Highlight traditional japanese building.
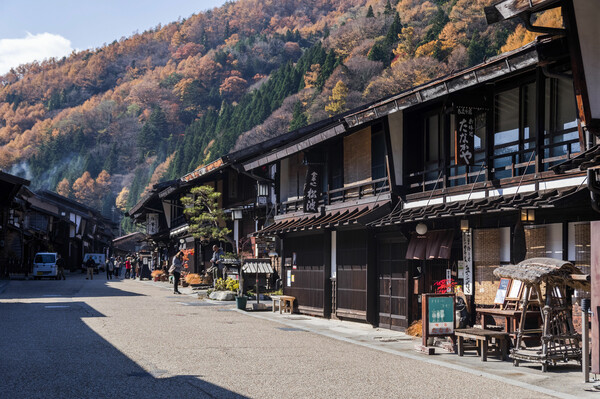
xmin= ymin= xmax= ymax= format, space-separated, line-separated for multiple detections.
xmin=247 ymin=3 xmax=599 ymax=334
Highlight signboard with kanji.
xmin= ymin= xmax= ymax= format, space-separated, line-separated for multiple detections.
xmin=147 ymin=213 xmax=159 ymax=235
xmin=454 ymin=106 xmax=475 ymax=166
xmin=303 ymin=166 xmax=322 ymax=213
xmin=462 ymin=230 xmax=473 ymax=295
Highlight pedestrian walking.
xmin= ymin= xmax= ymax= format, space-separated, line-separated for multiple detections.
xmin=85 ymin=256 xmax=95 ymax=280
xmin=169 ymin=251 xmax=183 ymax=294
xmin=114 ymin=257 xmax=121 ymax=278
xmin=106 ymin=257 xmax=114 ymax=280
xmin=56 ymin=254 xmax=66 ymax=280
xmin=124 ymin=257 xmax=132 ymax=279
xmin=134 ymin=255 xmax=140 ymax=279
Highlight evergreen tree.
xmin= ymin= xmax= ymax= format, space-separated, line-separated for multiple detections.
xmin=368 ymin=12 xmax=403 ymax=65
xmin=366 ymin=5 xmax=375 ymax=18
xmin=103 ymin=143 xmax=118 ymax=174
xmin=467 ymin=31 xmax=488 ymax=67
xmin=384 ymin=0 xmax=394 ymax=15
xmin=289 ymin=101 xmax=308 ymax=131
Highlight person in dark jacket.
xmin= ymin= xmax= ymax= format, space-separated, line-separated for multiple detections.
xmin=56 ymin=254 xmax=66 ymax=280
xmin=85 ymin=257 xmax=96 ymax=280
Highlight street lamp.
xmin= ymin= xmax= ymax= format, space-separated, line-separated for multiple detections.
xmin=520 ymin=209 xmax=535 ymax=224
xmin=416 ymin=222 xmax=428 ymax=235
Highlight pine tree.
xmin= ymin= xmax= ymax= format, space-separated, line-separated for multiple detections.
xmin=366 ymin=5 xmax=375 ymax=18
xmin=289 ymin=101 xmax=308 ymax=131
xmin=384 ymin=0 xmax=394 ymax=15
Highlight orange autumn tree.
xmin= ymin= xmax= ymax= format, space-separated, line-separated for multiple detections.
xmin=71 ymin=170 xmax=112 ymax=210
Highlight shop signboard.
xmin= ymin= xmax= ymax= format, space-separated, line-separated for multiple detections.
xmin=462 ymin=230 xmax=473 ymax=295
xmin=147 ymin=213 xmax=159 ymax=235
xmin=422 ymin=293 xmax=455 ymax=346
xmin=454 ymin=106 xmax=475 ymax=166
xmin=303 ymin=166 xmax=322 ymax=213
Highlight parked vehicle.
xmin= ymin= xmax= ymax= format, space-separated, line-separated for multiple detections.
xmin=32 ymin=252 xmax=58 ymax=280
xmin=82 ymin=253 xmax=106 ymax=274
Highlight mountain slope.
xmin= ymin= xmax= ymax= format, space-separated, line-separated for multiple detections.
xmin=0 ymin=0 xmax=529 ymax=230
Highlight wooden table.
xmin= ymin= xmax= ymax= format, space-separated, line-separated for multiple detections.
xmin=455 ymin=328 xmax=509 ymax=361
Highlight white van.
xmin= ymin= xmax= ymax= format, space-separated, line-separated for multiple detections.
xmin=32 ymin=252 xmax=58 ymax=280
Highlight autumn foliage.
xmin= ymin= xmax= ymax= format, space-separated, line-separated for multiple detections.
xmin=0 ymin=0 xmax=524 ymax=229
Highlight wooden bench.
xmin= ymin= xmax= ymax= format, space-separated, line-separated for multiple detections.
xmin=272 ymin=295 xmax=295 ymax=314
xmin=455 ymin=328 xmax=509 ymax=362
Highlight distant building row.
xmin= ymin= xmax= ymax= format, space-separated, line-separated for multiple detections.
xmin=0 ymin=172 xmax=116 ymax=278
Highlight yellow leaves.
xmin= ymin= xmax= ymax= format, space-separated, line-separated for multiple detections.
xmin=56 ymin=178 xmax=71 ymax=198
xmin=115 ymin=186 xmax=130 ymax=212
xmin=364 ymin=56 xmax=447 ymax=100
xmin=501 ymin=8 xmax=563 ymax=53
xmin=415 ymin=40 xmax=437 ymax=58
xmin=224 ymin=33 xmax=240 ymax=48
xmin=392 ymin=27 xmax=418 ymax=63
xmin=72 ymin=170 xmax=112 ymax=209
xmin=304 ymin=64 xmax=321 ymax=89
xmin=325 ymin=80 xmax=349 ymax=116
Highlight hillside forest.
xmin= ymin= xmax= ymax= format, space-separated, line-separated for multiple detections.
xmin=0 ymin=0 xmax=562 ymax=231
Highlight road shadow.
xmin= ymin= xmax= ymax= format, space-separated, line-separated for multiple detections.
xmin=0 ymin=277 xmax=147 ymax=300
xmin=0 ymin=302 xmax=248 ymax=399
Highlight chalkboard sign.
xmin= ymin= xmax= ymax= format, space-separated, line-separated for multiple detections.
xmin=422 ymin=293 xmax=455 ymax=346
xmin=494 ymin=278 xmax=511 ymax=305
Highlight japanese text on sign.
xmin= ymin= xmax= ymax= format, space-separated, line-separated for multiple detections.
xmin=455 ymin=106 xmax=475 ymax=166
xmin=303 ymin=166 xmax=322 ymax=213
xmin=462 ymin=230 xmax=473 ymax=295
xmin=427 ymin=295 xmax=455 ymax=335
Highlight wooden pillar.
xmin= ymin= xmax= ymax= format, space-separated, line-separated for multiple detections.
xmin=591 ymin=221 xmax=600 ymax=373
xmin=366 ymin=230 xmax=378 ymax=326
xmin=323 ymin=230 xmax=332 ymax=319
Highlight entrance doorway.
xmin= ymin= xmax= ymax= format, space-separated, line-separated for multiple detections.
xmin=377 ymin=239 xmax=410 ymax=331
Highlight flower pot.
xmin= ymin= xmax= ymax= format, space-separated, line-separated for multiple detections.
xmin=235 ymin=296 xmax=247 ymax=310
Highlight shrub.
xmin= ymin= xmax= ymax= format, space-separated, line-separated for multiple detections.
xmin=214 ymin=277 xmax=239 ymax=292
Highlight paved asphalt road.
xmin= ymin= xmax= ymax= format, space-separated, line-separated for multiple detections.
xmin=0 ymin=274 xmax=552 ymax=399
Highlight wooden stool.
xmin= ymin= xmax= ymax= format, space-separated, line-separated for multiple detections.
xmin=279 ymin=295 xmax=295 ymax=314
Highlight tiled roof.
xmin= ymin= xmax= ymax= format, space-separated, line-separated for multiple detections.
xmin=253 ymin=202 xmax=390 ymax=236
xmin=369 ymin=186 xmax=587 ymax=227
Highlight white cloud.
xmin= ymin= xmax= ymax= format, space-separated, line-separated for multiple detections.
xmin=0 ymin=32 xmax=73 ymax=75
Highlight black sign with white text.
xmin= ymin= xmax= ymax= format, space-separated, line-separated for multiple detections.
xmin=454 ymin=106 xmax=475 ymax=166
xmin=303 ymin=166 xmax=322 ymax=213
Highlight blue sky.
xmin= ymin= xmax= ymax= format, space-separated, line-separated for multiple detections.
xmin=0 ymin=0 xmax=227 ymax=74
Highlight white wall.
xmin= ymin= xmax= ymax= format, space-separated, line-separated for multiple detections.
xmin=545 ymin=223 xmax=563 ymax=260
xmin=573 ymin=0 xmax=600 ymax=120
xmin=280 ymin=157 xmax=289 ymax=202
xmin=499 ymin=227 xmax=511 ymax=263
xmin=331 ymin=231 xmax=337 ymax=279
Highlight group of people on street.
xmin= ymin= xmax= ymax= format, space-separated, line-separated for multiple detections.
xmin=104 ymin=255 xmax=141 ymax=280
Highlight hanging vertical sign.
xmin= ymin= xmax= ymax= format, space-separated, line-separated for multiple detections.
xmin=462 ymin=230 xmax=473 ymax=295
xmin=147 ymin=213 xmax=159 ymax=235
xmin=455 ymin=106 xmax=475 ymax=166
xmin=303 ymin=166 xmax=322 ymax=213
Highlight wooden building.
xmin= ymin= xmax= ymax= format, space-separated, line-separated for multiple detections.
xmin=248 ymin=21 xmax=598 ymax=332
xmin=0 ymin=171 xmax=30 ymax=278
